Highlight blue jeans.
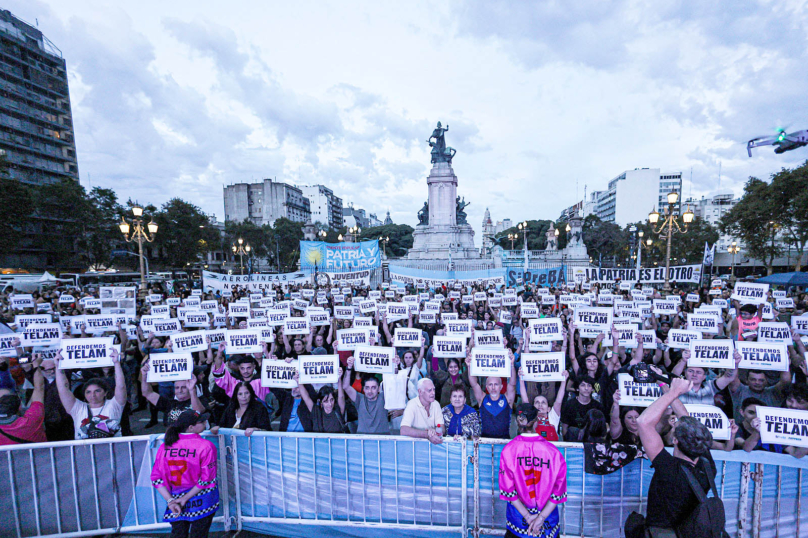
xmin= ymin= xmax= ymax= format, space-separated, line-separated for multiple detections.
xmin=158 ymin=382 xmax=174 ymax=425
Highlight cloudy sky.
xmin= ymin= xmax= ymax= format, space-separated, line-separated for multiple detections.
xmin=8 ymin=0 xmax=808 ymax=243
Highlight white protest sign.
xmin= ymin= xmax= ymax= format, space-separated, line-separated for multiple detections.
xmin=84 ymin=314 xmax=119 ymax=334
xmin=261 ymin=359 xmax=298 ymax=388
xmin=653 ymin=299 xmax=678 ymax=316
xmin=308 ymin=310 xmax=331 ymax=326
xmin=469 ymin=348 xmax=511 ymax=377
xmin=284 ymin=317 xmax=310 ymax=336
xmin=354 ymin=346 xmax=396 ymax=374
xmin=712 ymin=299 xmax=728 ymax=309
xmin=299 ymin=354 xmax=340 ymax=384
xmin=152 ymin=318 xmax=182 ymax=337
xmin=353 ymin=316 xmax=374 ymax=328
xmin=150 ymin=305 xmax=170 ymax=318
xmin=731 ymin=282 xmax=769 ymax=305
xmin=183 ymin=311 xmax=210 ymax=328
xmin=14 ymin=314 xmax=51 ymax=330
xmin=684 ymin=404 xmax=731 ymax=441
xmin=474 ymin=292 xmax=487 ymax=302
xmin=668 ymin=329 xmax=701 ymax=350
xmin=205 ymin=329 xmax=227 ymax=347
xmin=574 ymin=307 xmax=613 ymax=333
xmin=776 ymin=298 xmax=795 ymax=310
xmin=528 ymin=318 xmax=564 ymax=342
xmin=336 ymin=328 xmax=371 ymax=351
xmin=225 ymin=329 xmax=262 ymax=354
xmin=0 ymin=334 xmax=20 ymax=358
xmin=266 ymin=310 xmax=289 ymax=327
xmin=170 ymin=332 xmax=208 ymax=353
xmin=757 ymin=322 xmax=792 ymax=345
xmin=686 ymin=293 xmax=700 ymax=303
xmin=84 ymin=299 xmax=102 ymax=310
xmin=146 ymin=352 xmax=193 ymax=383
xmin=419 ymin=311 xmax=437 ymax=324
xmin=228 ymin=303 xmax=250 ymax=317
xmin=688 ymin=340 xmax=735 ymax=369
xmin=441 ymin=312 xmax=458 ymax=323
xmin=432 ymin=336 xmax=466 ymax=359
xmin=393 ymin=328 xmax=422 ymax=347
xmin=758 ymin=407 xmax=808 ymax=448
xmin=687 ymin=314 xmax=721 ymax=335
xmin=10 ymin=295 xmax=35 ymax=310
xmin=736 ymin=341 xmax=789 ymax=372
xmin=59 ymin=337 xmax=116 ymax=369
xmin=792 ymin=316 xmax=808 ymax=336
xmin=637 ymin=330 xmax=657 ymax=349
xmin=21 ymin=323 xmax=62 ymax=347
xmin=58 ymin=294 xmax=76 ymax=304
xmin=617 ymin=373 xmax=663 ymax=407
xmin=521 ymin=352 xmax=565 ymax=382
xmin=445 ymin=319 xmax=472 ymax=339
xmin=498 ymin=310 xmax=513 ymax=324
xmin=474 ymin=329 xmax=504 ymax=349
xmin=520 ymin=303 xmax=539 ymax=319
xmin=615 ymin=326 xmax=638 ymax=348
xmin=334 ymin=306 xmax=354 ymax=320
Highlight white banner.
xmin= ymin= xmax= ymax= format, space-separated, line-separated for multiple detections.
xmin=730 ymin=282 xmax=769 ymax=305
xmin=299 ymin=354 xmax=340 ymax=384
xmin=203 ymin=270 xmax=310 ymax=292
xmin=354 ymin=346 xmax=396 ymax=374
xmin=792 ymin=316 xmax=808 ymax=336
xmin=758 ymin=406 xmax=808 ymax=448
xmin=261 ymin=358 xmax=298 ymax=388
xmin=432 ymin=336 xmax=466 ymax=359
xmin=147 ymin=352 xmax=193 ymax=383
xmin=83 ymin=314 xmax=117 ymax=334
xmin=617 ymin=373 xmax=662 ymax=406
xmin=684 ymin=404 xmax=731 ymax=441
xmin=225 ymin=329 xmax=262 ymax=354
xmin=688 ymin=340 xmax=735 ymax=369
xmin=59 ymin=337 xmax=116 ymax=369
xmin=653 ymin=299 xmax=678 ymax=316
xmin=152 ymin=318 xmax=182 ymax=337
xmin=474 ymin=329 xmax=504 ymax=349
xmin=521 ymin=352 xmax=565 ymax=382
xmin=170 ymin=331 xmax=209 ymax=353
xmin=14 ymin=314 xmax=51 ymax=330
xmin=736 ymin=341 xmax=789 ymax=372
xmin=578 ymin=265 xmax=702 ymax=284
xmin=336 ymin=328 xmax=371 ymax=351
xmin=469 ymin=348 xmax=511 ymax=377
xmin=528 ymin=319 xmax=564 ymax=342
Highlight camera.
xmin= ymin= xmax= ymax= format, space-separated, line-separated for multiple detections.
xmin=628 ymin=362 xmax=672 ymax=385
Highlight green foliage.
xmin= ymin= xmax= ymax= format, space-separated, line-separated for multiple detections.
xmin=583 ymin=215 xmax=627 ymax=262
xmin=720 ymin=178 xmax=782 ymax=274
xmin=768 ymin=161 xmax=808 ymax=270
xmin=80 ymin=187 xmax=126 ymax=269
xmin=0 ymin=176 xmax=34 ymax=253
xmin=270 ymin=218 xmax=304 ymax=272
xmin=153 ymin=198 xmax=220 ymax=268
xmin=638 ymin=217 xmax=719 ymax=266
xmin=494 ymin=220 xmax=554 ymax=250
xmin=35 ymin=178 xmax=93 ymax=268
xmin=224 ymin=220 xmax=269 ymax=259
xmin=360 ymin=223 xmax=414 ymax=257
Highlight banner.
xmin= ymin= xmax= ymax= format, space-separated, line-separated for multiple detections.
xmin=336 ymin=328 xmax=370 ymax=351
xmin=432 ymin=336 xmax=466 ymax=359
xmin=84 ymin=314 xmax=117 ymax=334
xmin=225 ymin=329 xmax=262 ymax=354
xmin=730 ymin=282 xmax=769 ymax=305
xmin=617 ymin=373 xmax=662 ymax=406
xmin=577 ymin=265 xmax=702 ymax=284
xmin=299 ymin=354 xmax=340 ymax=384
xmin=59 ymin=337 xmax=116 ymax=369
xmin=203 ymin=270 xmax=310 ymax=293
xmin=388 ymin=265 xmax=506 ymax=288
xmin=792 ymin=316 xmax=808 ymax=335
xmin=684 ymin=404 xmax=731 ymax=441
xmin=354 ymin=346 xmax=396 ymax=374
xmin=736 ymin=341 xmax=789 ymax=372
xmin=445 ymin=320 xmax=472 ymax=339
xmin=146 ymin=352 xmax=193 ymax=383
xmin=261 ymin=359 xmax=298 ymax=388
xmin=152 ymin=318 xmax=182 ymax=337
xmin=14 ymin=314 xmax=51 ymax=330
xmin=758 ymin=406 xmax=808 ymax=448
xmin=505 ymin=266 xmax=566 ymax=288
xmin=574 ymin=307 xmax=613 ymax=333
xmin=170 ymin=331 xmax=209 ymax=353
xmin=521 ymin=352 xmax=565 ymax=382
xmin=300 ymin=240 xmax=380 ymax=271
xmin=689 ymin=340 xmax=735 ymax=369
xmin=469 ymin=348 xmax=511 ymax=377
xmin=528 ymin=319 xmax=564 ymax=342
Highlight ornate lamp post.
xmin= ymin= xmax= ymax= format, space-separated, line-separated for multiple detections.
xmin=231 ymin=238 xmax=251 ymax=275
xmin=340 ymin=225 xmax=361 ymax=243
xmin=647 ymin=191 xmax=694 ymax=291
xmin=119 ymin=205 xmax=158 ymax=295
xmin=518 ymin=221 xmax=529 ymax=267
xmin=728 ymin=241 xmax=741 ymax=279
xmin=507 ymin=233 xmax=517 ymax=250
xmin=379 ymin=235 xmax=390 ymax=257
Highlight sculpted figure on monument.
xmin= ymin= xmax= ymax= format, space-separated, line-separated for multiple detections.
xmin=417 ymin=201 xmax=429 ymax=225
xmin=456 ymin=196 xmax=470 ymax=225
xmin=427 ymin=121 xmax=456 ymax=164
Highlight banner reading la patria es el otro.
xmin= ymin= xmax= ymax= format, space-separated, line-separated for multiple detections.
xmin=299 ymin=240 xmax=381 ymax=271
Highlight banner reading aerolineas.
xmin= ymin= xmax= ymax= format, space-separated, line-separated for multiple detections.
xmin=300 ymin=240 xmax=381 ymax=271
xmin=574 ymin=264 xmax=702 ymax=284
xmin=202 ymin=270 xmax=309 ymax=292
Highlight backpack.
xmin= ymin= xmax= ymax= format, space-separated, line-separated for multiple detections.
xmin=675 ymin=459 xmax=729 ymax=538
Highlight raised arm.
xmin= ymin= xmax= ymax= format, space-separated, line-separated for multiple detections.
xmin=551 ymin=370 xmax=569 ymax=417
xmin=342 ymin=357 xmax=358 ymax=402
xmin=110 ymin=349 xmax=127 ymax=406
xmin=505 ymin=350 xmax=518 ymax=406
xmin=53 ymin=352 xmax=78 ymax=412
xmin=637 ymin=378 xmax=692 ymax=461
xmin=465 ymin=349 xmax=485 ymax=404
xmin=296 ymin=374 xmax=315 ymax=412
xmin=140 ymin=360 xmax=161 ymax=406
xmin=715 ymin=349 xmax=742 ymax=391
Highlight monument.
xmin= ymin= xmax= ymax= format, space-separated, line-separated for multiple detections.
xmin=407 ymin=122 xmax=479 ymax=259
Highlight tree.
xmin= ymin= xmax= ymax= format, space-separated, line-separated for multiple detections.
xmin=360 ymin=223 xmax=414 ymax=258
xmin=634 ymin=217 xmax=719 ymax=268
xmin=0 ymin=176 xmax=35 ymax=254
xmin=224 ymin=220 xmax=269 ymax=260
xmin=582 ymin=215 xmax=627 ymax=265
xmin=720 ymin=178 xmax=782 ymax=275
xmin=153 ymin=199 xmax=220 ymax=268
xmin=80 ymin=187 xmax=126 ymax=270
xmin=769 ymin=161 xmax=808 ymax=270
xmin=269 ymin=218 xmax=304 ymax=272
xmin=494 ymin=220 xmax=555 ymax=251
xmin=34 ymin=178 xmax=93 ymax=269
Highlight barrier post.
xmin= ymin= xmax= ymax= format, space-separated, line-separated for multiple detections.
xmin=229 ymin=434 xmax=243 ymax=533
xmin=737 ymin=462 xmax=751 ymax=538
xmin=218 ymin=433 xmax=232 ymax=531
xmin=751 ymin=463 xmax=764 ymax=538
xmin=473 ymin=439 xmax=480 ymax=538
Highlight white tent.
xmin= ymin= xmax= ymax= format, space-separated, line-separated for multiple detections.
xmin=38 ymin=271 xmax=58 ymax=282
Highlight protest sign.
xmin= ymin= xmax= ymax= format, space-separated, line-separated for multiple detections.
xmin=792 ymin=316 xmax=808 ymax=336
xmin=474 ymin=329 xmax=504 ymax=349
xmin=687 ymin=314 xmax=721 ymax=335
xmin=151 ymin=305 xmax=170 ymax=317
xmin=528 ymin=340 xmax=552 ymax=352
xmin=183 ymin=312 xmax=210 ymax=328
xmin=308 ymin=310 xmax=330 ymax=326
xmin=695 ymin=305 xmax=723 ymax=318
xmin=0 ymin=334 xmax=20 ymax=358
xmin=353 ymin=316 xmax=373 ymax=328
xmin=637 ymin=330 xmax=657 ymax=349
xmin=686 ymin=293 xmax=700 ymax=303
xmin=59 ymin=337 xmax=116 ymax=369
xmin=445 ymin=319 xmax=472 ymax=339
xmin=184 ymin=297 xmax=201 ymax=309
xmin=441 ymin=312 xmax=458 ymax=323
xmin=10 ymin=295 xmax=35 ymax=310
xmin=21 ymin=323 xmax=62 ymax=347
xmin=617 ymin=373 xmax=662 ymax=406
xmin=225 ymin=329 xmax=262 ymax=354
xmin=761 ymin=303 xmax=774 ymax=320
xmin=229 ymin=303 xmax=250 ymax=317
xmin=359 ymin=300 xmax=377 ymax=315
xmin=152 ymin=318 xmax=182 ymax=337
xmin=528 ymin=318 xmax=564 ymax=342
xmin=577 ymin=265 xmax=702 ymax=284
xmin=261 ymin=359 xmax=298 ymax=388
xmin=170 ymin=332 xmax=208 ymax=353
xmin=498 ymin=310 xmax=513 ymax=324
xmin=83 ymin=314 xmax=116 ymax=334
xmin=336 ymin=328 xmax=371 ymax=351
xmin=58 ymin=294 xmax=76 ymax=305
xmin=354 ymin=346 xmax=396 ymax=374
xmin=432 ymin=336 xmax=466 ymax=359
xmin=520 ymin=303 xmax=539 ymax=319
xmin=334 ymin=306 xmax=354 ymax=320
xmin=146 ymin=352 xmax=193 ymax=383
xmin=684 ymin=405 xmax=731 ymax=441
xmin=757 ymin=322 xmax=792 ymax=345
xmin=653 ymin=299 xmax=678 ymax=316
xmin=668 ymin=329 xmax=701 ymax=350
xmin=419 ymin=311 xmax=437 ymax=324
xmin=521 ymin=352 xmax=564 ymax=382
xmin=573 ymin=307 xmax=613 ymax=333
xmin=266 ymin=310 xmax=289 ymax=327
xmin=284 ymin=317 xmax=310 ymax=336
xmin=757 ymin=407 xmax=808 ymax=448
xmin=14 ymin=314 xmax=51 ymax=330
xmin=205 ymin=329 xmax=227 ymax=347
xmin=712 ymin=299 xmax=728 ymax=309
xmin=688 ymin=340 xmax=735 ymax=369
xmin=474 ymin=292 xmax=487 ymax=302
xmin=776 ymin=298 xmax=795 ymax=310
xmin=736 ymin=341 xmax=789 ymax=372
xmin=166 ymin=297 xmax=181 ymax=306
xmin=299 ymin=354 xmax=340 ymax=384
xmin=469 ymin=348 xmax=511 ymax=377
xmin=615 ymin=326 xmax=638 ymax=348
xmin=502 ymin=295 xmax=517 ymax=307
xmin=393 ymin=328 xmax=422 ymax=347
xmin=730 ymin=282 xmax=769 ymax=305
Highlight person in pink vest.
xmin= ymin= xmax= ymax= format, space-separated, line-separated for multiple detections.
xmin=151 ymin=409 xmax=219 ymax=538
xmin=499 ymin=404 xmax=568 ymax=538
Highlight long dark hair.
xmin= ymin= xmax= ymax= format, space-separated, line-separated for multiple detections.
xmin=225 ymin=381 xmax=257 ymax=414
xmin=579 ymin=409 xmax=608 ymax=442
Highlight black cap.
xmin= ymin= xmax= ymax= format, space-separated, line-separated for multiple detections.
xmin=515 ymin=403 xmax=538 ymax=423
xmin=172 ymin=409 xmax=210 ymax=430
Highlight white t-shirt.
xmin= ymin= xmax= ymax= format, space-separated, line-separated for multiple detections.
xmin=69 ymin=398 xmax=124 ymax=440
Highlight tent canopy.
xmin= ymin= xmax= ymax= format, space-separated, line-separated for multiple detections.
xmin=755 ymin=272 xmax=808 ymax=287
xmin=38 ymin=271 xmax=58 ymax=282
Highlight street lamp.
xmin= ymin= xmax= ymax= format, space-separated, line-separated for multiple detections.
xmin=517 ymin=221 xmax=529 ymax=268
xmin=318 ymin=230 xmax=327 ymax=241
xmin=343 ymin=226 xmax=361 ymax=242
xmin=507 ymin=233 xmax=517 ymax=250
xmin=728 ymin=241 xmax=741 ymax=279
xmin=648 ymin=190 xmax=694 ymax=290
xmin=232 ymin=238 xmax=251 ymax=275
xmin=379 ymin=235 xmax=390 ymax=257
xmin=119 ymin=205 xmax=157 ymax=294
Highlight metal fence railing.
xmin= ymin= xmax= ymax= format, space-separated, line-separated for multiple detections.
xmin=1 ymin=432 xmax=805 ymax=538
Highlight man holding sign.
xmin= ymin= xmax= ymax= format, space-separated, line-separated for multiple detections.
xmin=467 ymin=347 xmax=517 ymax=439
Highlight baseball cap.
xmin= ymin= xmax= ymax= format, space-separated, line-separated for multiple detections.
xmin=515 ymin=403 xmax=538 ymax=423
xmin=172 ymin=409 xmax=211 ymax=431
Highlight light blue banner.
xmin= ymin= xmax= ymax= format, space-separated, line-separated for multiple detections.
xmin=300 ymin=240 xmax=381 ymax=271
xmin=506 ymin=266 xmax=566 ymax=287
xmin=388 ymin=265 xmax=506 ymax=288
